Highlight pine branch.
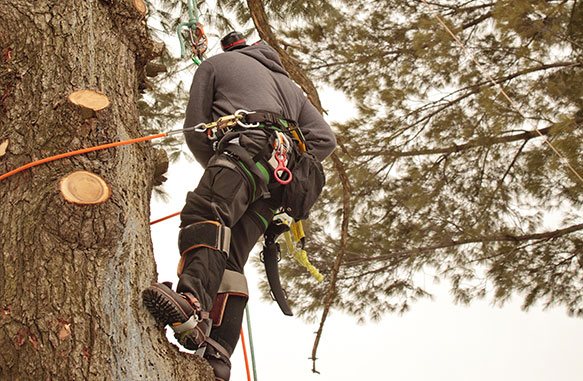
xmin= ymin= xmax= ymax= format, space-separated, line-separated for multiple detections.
xmin=399 ymin=61 xmax=579 ymax=133
xmin=344 ymin=223 xmax=583 ymax=266
xmin=361 ymin=122 xmax=576 ymax=158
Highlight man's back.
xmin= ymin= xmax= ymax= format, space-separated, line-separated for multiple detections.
xmin=184 ymin=43 xmax=336 ymax=166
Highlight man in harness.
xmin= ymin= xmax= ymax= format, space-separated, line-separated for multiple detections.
xmin=142 ymin=31 xmax=336 ymax=381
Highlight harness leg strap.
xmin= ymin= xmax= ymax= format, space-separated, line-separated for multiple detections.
xmin=177 ymin=220 xmax=232 ymax=276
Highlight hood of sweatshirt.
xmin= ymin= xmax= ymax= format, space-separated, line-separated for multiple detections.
xmin=236 ymin=43 xmax=289 ymax=77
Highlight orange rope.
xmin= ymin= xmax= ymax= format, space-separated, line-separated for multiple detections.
xmin=240 ymin=327 xmax=252 ymax=381
xmin=0 ymin=132 xmax=167 ymax=182
xmin=149 ymin=211 xmax=181 ymax=225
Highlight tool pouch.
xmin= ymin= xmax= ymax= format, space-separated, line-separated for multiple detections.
xmin=281 ymin=149 xmax=325 ymax=220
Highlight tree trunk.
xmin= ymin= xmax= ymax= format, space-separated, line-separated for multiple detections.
xmin=0 ymin=1 xmax=212 ymax=380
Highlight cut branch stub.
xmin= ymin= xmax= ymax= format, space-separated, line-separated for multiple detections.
xmin=0 ymin=139 xmax=8 ymax=158
xmin=68 ymin=90 xmax=110 ymax=112
xmin=132 ymin=0 xmax=147 ymax=16
xmin=59 ymin=170 xmax=111 ymax=205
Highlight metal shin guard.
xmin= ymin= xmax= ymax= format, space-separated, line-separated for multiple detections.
xmin=177 ymin=220 xmax=232 ymax=276
xmin=210 ymin=270 xmax=249 ymax=327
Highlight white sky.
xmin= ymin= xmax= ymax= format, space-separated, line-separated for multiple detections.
xmin=149 ymin=84 xmax=583 ymax=381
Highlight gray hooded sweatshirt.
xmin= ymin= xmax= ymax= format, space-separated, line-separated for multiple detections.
xmin=183 ymin=43 xmax=337 ymax=167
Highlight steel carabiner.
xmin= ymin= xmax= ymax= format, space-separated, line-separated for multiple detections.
xmin=235 ymin=109 xmax=260 ymax=128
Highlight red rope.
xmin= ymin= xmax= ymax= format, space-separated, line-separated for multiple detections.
xmin=240 ymin=327 xmax=252 ymax=381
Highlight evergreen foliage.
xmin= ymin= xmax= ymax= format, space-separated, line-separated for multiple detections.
xmin=278 ymin=0 xmax=583 ymax=320
xmin=144 ymin=0 xmax=583 ymax=321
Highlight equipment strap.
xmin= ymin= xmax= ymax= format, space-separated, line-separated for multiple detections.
xmin=223 ymin=143 xmax=271 ymax=199
xmin=179 ymin=221 xmax=231 ymax=257
xmin=240 ymin=111 xmax=307 ymax=153
xmin=241 ymin=111 xmax=296 ymax=127
xmin=218 ymin=269 xmax=249 ymax=295
xmin=172 ymin=315 xmax=200 ymax=334
xmin=261 ymin=220 xmax=293 ymax=316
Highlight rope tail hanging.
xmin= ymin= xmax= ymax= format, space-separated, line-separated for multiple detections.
xmin=245 ymin=305 xmax=259 ymax=381
xmin=239 ymin=327 xmax=252 ymax=381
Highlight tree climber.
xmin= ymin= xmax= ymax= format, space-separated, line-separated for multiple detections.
xmin=142 ymin=31 xmax=336 ymax=381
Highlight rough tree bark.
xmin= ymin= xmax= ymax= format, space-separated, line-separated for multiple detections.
xmin=0 ymin=1 xmax=212 ymax=380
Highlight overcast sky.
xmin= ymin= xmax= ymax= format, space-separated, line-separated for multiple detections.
xmin=149 ymin=85 xmax=583 ymax=381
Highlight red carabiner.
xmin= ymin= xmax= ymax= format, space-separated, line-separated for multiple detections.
xmin=274 ymin=151 xmax=292 ymax=185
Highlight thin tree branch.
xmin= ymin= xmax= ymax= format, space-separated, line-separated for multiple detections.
xmin=344 ymin=223 xmax=583 ymax=266
xmin=361 ymin=121 xmax=575 ymax=158
xmin=310 ymin=153 xmax=351 ymax=374
xmin=245 ymin=0 xmax=353 ymax=373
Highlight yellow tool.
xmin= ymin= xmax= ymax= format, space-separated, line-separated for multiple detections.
xmin=279 ymin=218 xmax=323 ymax=282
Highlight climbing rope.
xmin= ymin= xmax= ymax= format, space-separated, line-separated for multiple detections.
xmin=176 ymin=0 xmax=208 ymax=65
xmin=245 ymin=305 xmax=259 ymax=381
xmin=149 ymin=211 xmax=181 ymax=225
xmin=0 ymin=133 xmax=166 ymax=182
xmin=239 ymin=327 xmax=252 ymax=381
xmin=0 ymin=114 xmax=247 ymax=182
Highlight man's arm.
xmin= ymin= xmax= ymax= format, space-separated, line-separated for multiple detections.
xmin=297 ymin=99 xmax=337 ymax=161
xmin=183 ymin=61 xmax=216 ymax=167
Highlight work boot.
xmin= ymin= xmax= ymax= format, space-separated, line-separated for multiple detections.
xmin=203 ymin=341 xmax=232 ymax=381
xmin=142 ymin=282 xmax=211 ymax=350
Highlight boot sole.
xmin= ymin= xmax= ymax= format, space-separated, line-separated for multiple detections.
xmin=142 ymin=283 xmax=193 ymax=327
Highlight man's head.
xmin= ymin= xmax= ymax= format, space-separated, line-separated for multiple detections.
xmin=220 ymin=31 xmax=248 ymax=52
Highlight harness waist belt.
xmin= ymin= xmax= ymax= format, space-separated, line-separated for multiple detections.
xmin=242 ymin=111 xmax=297 ymax=128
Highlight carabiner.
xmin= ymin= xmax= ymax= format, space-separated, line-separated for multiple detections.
xmin=235 ymin=109 xmax=260 ymax=128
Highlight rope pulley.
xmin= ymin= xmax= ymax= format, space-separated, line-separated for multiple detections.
xmin=177 ymin=0 xmax=207 ymax=65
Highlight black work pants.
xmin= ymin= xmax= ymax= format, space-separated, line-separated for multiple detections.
xmin=176 ymin=136 xmax=283 ymax=354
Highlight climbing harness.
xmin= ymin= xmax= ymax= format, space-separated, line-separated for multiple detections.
xmin=176 ymin=0 xmax=208 ymax=65
xmin=196 ymin=110 xmax=302 ymax=187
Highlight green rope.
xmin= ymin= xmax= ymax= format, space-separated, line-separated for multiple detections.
xmin=245 ymin=305 xmax=259 ymax=381
xmin=176 ymin=0 xmax=203 ymax=65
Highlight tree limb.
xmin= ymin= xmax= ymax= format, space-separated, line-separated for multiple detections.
xmin=245 ymin=0 xmax=353 ymax=373
xmin=361 ymin=122 xmax=575 ymax=158
xmin=246 ymin=0 xmax=323 ymax=111
xmin=344 ymin=223 xmax=583 ymax=266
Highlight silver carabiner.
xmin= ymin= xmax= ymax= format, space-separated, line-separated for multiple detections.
xmin=234 ymin=109 xmax=260 ymax=128
xmin=193 ymin=122 xmax=209 ymax=133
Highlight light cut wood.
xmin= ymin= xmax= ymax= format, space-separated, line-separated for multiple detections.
xmin=133 ymin=0 xmax=147 ymax=16
xmin=59 ymin=170 xmax=111 ymax=205
xmin=0 ymin=139 xmax=8 ymax=158
xmin=68 ymin=90 xmax=110 ymax=111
